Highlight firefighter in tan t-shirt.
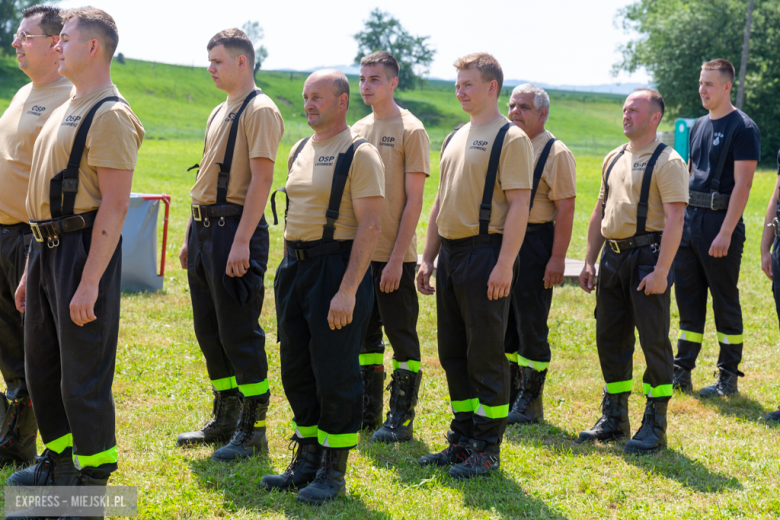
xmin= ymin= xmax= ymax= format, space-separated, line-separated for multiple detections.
xmin=577 ymin=89 xmax=688 ymax=455
xmin=261 ymin=69 xmax=384 ymax=505
xmin=417 ymin=53 xmax=533 ymax=479
xmin=11 ymin=7 xmax=144 ymax=494
xmin=352 ymin=51 xmax=430 ymax=442
xmin=504 ymin=83 xmax=576 ymax=426
xmin=0 ymin=5 xmax=72 ymax=468
xmin=176 ymin=29 xmax=284 ymax=463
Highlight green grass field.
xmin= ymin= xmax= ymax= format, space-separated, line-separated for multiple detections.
xmin=2 ymin=55 xmax=780 ymax=519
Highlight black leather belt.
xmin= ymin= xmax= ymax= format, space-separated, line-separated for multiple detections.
xmin=440 ymin=233 xmax=503 ymax=251
xmin=285 ymin=239 xmax=353 ymax=261
xmin=527 ymin=221 xmax=554 ymax=233
xmin=689 ymin=190 xmax=730 ymax=210
xmin=191 ymin=203 xmax=243 ymax=226
xmin=29 ymin=210 xmax=97 ymax=248
xmin=0 ymin=222 xmax=31 ymax=235
xmin=606 ymin=232 xmax=661 ymax=254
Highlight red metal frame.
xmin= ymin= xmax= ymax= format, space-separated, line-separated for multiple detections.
xmin=138 ymin=194 xmax=171 ymax=277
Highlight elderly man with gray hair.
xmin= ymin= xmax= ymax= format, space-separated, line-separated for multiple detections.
xmin=504 ymin=83 xmax=576 ymax=426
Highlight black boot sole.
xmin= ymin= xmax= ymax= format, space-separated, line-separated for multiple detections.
xmin=296 ymin=487 xmax=345 ymax=505
xmin=575 ymin=431 xmax=628 ymax=444
xmin=624 ymin=442 xmax=667 ymax=455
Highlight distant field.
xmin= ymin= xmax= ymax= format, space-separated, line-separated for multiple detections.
xmin=1 ymin=56 xmax=650 ymax=155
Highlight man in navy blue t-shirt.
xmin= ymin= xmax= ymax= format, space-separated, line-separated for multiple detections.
xmin=673 ymin=59 xmax=760 ymax=397
xmin=760 ymin=149 xmax=780 ymax=422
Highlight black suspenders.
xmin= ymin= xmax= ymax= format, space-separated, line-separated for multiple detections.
xmin=50 ymin=96 xmax=128 ymax=219
xmin=215 ymin=90 xmax=258 ymax=204
xmin=271 ymin=136 xmax=310 ymax=226
xmin=602 ymin=142 xmax=668 ymax=235
xmin=270 ymin=137 xmax=369 ymax=244
xmin=529 ymin=138 xmax=557 ymax=211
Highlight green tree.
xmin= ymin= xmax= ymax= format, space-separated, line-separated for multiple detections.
xmin=353 ymin=9 xmax=435 ymax=91
xmin=241 ymin=20 xmax=268 ymax=81
xmin=0 ymin=0 xmax=55 ymax=55
xmin=614 ymin=0 xmax=780 ymax=162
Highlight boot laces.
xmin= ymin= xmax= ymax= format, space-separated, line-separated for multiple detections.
xmin=202 ymin=393 xmax=229 ymax=433
xmin=438 ymin=436 xmax=468 ymax=463
xmin=463 ymin=450 xmax=497 ymax=469
xmin=385 ymin=373 xmax=412 ymax=428
xmin=312 ymin=451 xmax=338 ymax=485
xmin=0 ymin=399 xmax=22 ymax=445
xmin=231 ymin=400 xmax=258 ymax=444
xmin=32 ymin=450 xmax=56 ymax=486
xmin=283 ymin=440 xmax=305 ymax=478
xmin=634 ymin=404 xmax=657 ymax=439
xmin=712 ymin=370 xmax=732 ymax=392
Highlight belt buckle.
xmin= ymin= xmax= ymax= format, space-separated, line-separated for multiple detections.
xmin=30 ymin=223 xmax=43 ymax=243
xmin=294 ymin=248 xmax=306 ymax=261
xmin=191 ymin=205 xmax=202 ymax=222
xmin=608 ymin=240 xmax=620 ymax=254
xmin=772 ymin=218 xmax=780 ymax=237
xmin=710 ymin=192 xmax=719 ymax=210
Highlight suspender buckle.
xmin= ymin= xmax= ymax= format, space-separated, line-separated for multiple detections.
xmin=479 ymin=204 xmax=491 ymax=222
xmin=608 ymin=240 xmax=621 ymax=254
xmin=294 ymin=248 xmax=307 ymax=261
xmin=651 ymin=242 xmax=660 ymax=254
xmin=711 ymin=192 xmax=720 ymax=211
xmin=62 ymin=179 xmax=78 ymax=193
xmin=191 ymin=205 xmax=202 ymax=222
xmin=30 ymin=223 xmax=43 ymax=243
xmin=770 ymin=218 xmax=780 ymax=237
xmin=47 ymin=236 xmax=59 ymax=248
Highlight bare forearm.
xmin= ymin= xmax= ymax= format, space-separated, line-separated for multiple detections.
xmin=585 ymin=203 xmax=605 ymax=265
xmin=422 ymin=199 xmax=441 ymax=263
xmin=720 ymin=182 xmax=751 ymax=236
xmin=235 ymin=174 xmax=273 ymax=244
xmin=497 ymin=198 xmax=529 ymax=268
xmin=761 ymin=192 xmax=779 ymax=254
xmin=389 ymin=197 xmax=423 ymax=263
xmin=656 ymin=215 xmax=683 ymax=273
xmin=551 ymin=204 xmax=574 ymax=261
xmin=82 ymin=201 xmax=128 ymax=285
xmin=341 ymin=222 xmax=381 ymax=294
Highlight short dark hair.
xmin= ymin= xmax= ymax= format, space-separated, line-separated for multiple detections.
xmin=702 ymin=58 xmax=735 ymax=84
xmin=633 ymin=87 xmax=665 ymax=121
xmin=207 ymin=28 xmax=255 ymax=70
xmin=360 ymin=51 xmax=399 ymax=80
xmin=63 ymin=7 xmax=118 ymax=62
xmin=22 ymin=5 xmax=64 ymax=36
xmin=333 ymin=73 xmax=350 ymax=109
xmin=453 ymin=52 xmax=503 ymax=95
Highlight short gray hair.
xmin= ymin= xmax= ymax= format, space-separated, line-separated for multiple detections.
xmin=511 ymin=83 xmax=550 ymax=115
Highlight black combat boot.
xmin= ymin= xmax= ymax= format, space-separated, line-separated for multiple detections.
xmin=361 ymin=365 xmax=385 ymax=430
xmin=576 ymin=391 xmax=631 ymax=443
xmin=507 ymin=367 xmax=547 ymax=425
xmin=508 ymin=362 xmax=521 ymax=408
xmin=296 ymin=448 xmax=349 ymax=505
xmin=213 ymin=396 xmax=269 ymax=461
xmin=448 ymin=439 xmax=500 ymax=479
xmin=260 ymin=439 xmax=324 ymax=491
xmin=7 ymin=447 xmax=81 ymax=486
xmin=672 ymin=365 xmax=693 ymax=394
xmin=764 ymin=407 xmax=780 ymax=424
xmin=372 ymin=369 xmax=422 ymax=443
xmin=54 ymin=472 xmax=111 ymax=520
xmin=699 ymin=369 xmax=739 ymax=398
xmin=177 ymin=390 xmax=240 ymax=446
xmin=0 ymin=396 xmax=37 ymax=466
xmin=418 ymin=430 xmax=470 ymax=467
xmin=624 ymin=398 xmax=668 ymax=455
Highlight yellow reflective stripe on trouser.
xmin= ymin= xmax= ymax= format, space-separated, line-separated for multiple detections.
xmin=254 ymin=420 xmax=266 ymax=428
xmin=318 ymin=430 xmax=358 ymax=448
xmin=451 ymin=398 xmax=479 ymax=413
xmin=292 ymin=420 xmax=318 ymax=439
xmin=643 ymin=383 xmax=673 ymax=398
xmin=518 ymin=355 xmax=550 ymax=372
xmin=73 ymin=446 xmax=118 ymax=469
xmin=606 ymin=380 xmax=633 ymax=394
xmin=359 ymin=353 xmax=383 ymax=366
xmin=451 ymin=399 xmax=508 ymax=419
xmin=45 ymin=433 xmax=73 ymax=454
xmin=679 ymin=330 xmax=703 ymax=343
xmin=239 ymin=379 xmax=269 ymax=397
xmin=392 ymin=359 xmax=421 ymax=373
xmin=505 ymin=352 xmax=518 ymax=363
xmin=717 ymin=332 xmax=743 ymax=345
xmin=212 ymin=376 xmax=238 ymax=392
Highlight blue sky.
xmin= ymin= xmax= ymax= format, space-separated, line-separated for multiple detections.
xmin=57 ymin=0 xmax=650 ymax=86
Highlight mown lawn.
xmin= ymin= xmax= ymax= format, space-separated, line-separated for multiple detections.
xmin=2 ymin=137 xmax=778 ymax=519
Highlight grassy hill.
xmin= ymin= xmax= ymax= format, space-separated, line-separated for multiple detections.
xmin=1 ymin=56 xmax=649 ymax=155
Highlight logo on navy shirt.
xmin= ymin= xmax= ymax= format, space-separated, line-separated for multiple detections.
xmin=380 ymin=136 xmax=395 ymax=147
xmin=26 ymin=105 xmax=46 ymax=117
xmin=713 ymin=132 xmax=724 ymax=146
xmin=315 ymin=155 xmax=335 ymax=167
xmin=469 ymin=140 xmax=489 ymax=151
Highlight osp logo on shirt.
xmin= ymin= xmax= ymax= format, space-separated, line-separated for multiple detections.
xmin=380 ymin=136 xmax=395 ymax=147
xmin=315 ymin=156 xmax=335 ymax=167
xmin=632 ymin=162 xmax=648 ymax=171
xmin=61 ymin=115 xmax=82 ymax=128
xmin=26 ymin=105 xmax=46 ymax=117
xmin=469 ymin=140 xmax=489 ymax=152
xmin=225 ymin=112 xmax=237 ymax=122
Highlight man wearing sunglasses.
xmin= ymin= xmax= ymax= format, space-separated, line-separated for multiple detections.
xmin=0 ymin=5 xmax=73 ymax=468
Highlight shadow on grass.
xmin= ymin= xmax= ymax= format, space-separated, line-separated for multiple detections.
xmin=187 ymin=449 xmax=390 ymax=519
xmin=504 ymin=421 xmax=742 ymax=494
xmin=696 ymin=391 xmax=774 ymax=424
xmin=358 ymin=435 xmax=568 ymax=519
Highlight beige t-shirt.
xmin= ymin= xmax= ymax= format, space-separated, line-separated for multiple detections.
xmin=0 ymin=79 xmax=74 ymax=224
xmin=599 ymin=141 xmax=689 ymax=240
xmin=190 ymin=88 xmax=284 ymax=206
xmin=437 ymin=117 xmax=534 ymax=240
xmin=352 ymin=109 xmax=430 ymax=262
xmin=285 ymin=128 xmax=385 ymax=242
xmin=528 ymin=130 xmax=577 ymax=224
xmin=27 ymin=85 xmax=144 ymax=221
